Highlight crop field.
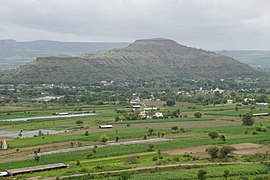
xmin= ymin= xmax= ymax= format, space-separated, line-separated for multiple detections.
xmin=0 ymin=102 xmax=270 ymax=179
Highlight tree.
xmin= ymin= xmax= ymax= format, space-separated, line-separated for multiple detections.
xmin=206 ymin=146 xmax=219 ymax=159
xmin=143 ymin=135 xmax=147 ymax=140
xmin=198 ymin=169 xmax=207 ymax=180
xmin=33 ymin=148 xmax=41 ymax=161
xmin=115 ymin=116 xmax=120 ymax=122
xmin=242 ymin=113 xmax=254 ymax=126
xmin=224 ymin=170 xmax=229 ymax=180
xmin=157 ymin=132 xmax=161 ymax=138
xmin=166 ymin=100 xmax=176 ymax=106
xmin=116 ymin=136 xmax=119 ymax=143
xmin=219 ymin=146 xmax=235 ymax=158
xmin=34 ymin=153 xmax=40 ymax=161
xmin=84 ymin=131 xmax=89 ymax=136
xmin=38 ymin=130 xmax=43 ymax=136
xmin=70 ymin=142 xmax=74 ymax=148
xmin=18 ymin=130 xmax=23 ymax=138
xmin=208 ymin=131 xmax=219 ymax=139
xmin=161 ymin=132 xmax=165 ymax=137
xmin=99 ymin=134 xmax=109 ymax=143
xmin=171 ymin=126 xmax=178 ymax=130
xmin=194 ymin=112 xmax=202 ymax=118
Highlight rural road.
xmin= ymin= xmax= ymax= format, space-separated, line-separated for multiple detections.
xmin=29 ymin=138 xmax=172 ymax=156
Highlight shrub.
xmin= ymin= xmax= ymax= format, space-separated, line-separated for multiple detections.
xmin=143 ymin=135 xmax=147 ymax=140
xmin=224 ymin=170 xmax=230 ymax=180
xmin=84 ymin=131 xmax=89 ymax=136
xmin=147 ymin=143 xmax=155 ymax=152
xmin=152 ymin=156 xmax=158 ymax=161
xmin=208 ymin=131 xmax=219 ymax=139
xmin=173 ymin=156 xmax=180 ymax=161
xmin=179 ymin=127 xmax=185 ymax=133
xmin=198 ymin=169 xmax=207 ymax=180
xmin=194 ymin=112 xmax=202 ymax=118
xmin=219 ymin=146 xmax=235 ymax=158
xmin=219 ymin=135 xmax=226 ymax=141
xmin=148 ymin=128 xmax=154 ymax=135
xmin=166 ymin=100 xmax=176 ymax=106
xmin=99 ymin=134 xmax=109 ymax=143
xmin=76 ymin=120 xmax=84 ymax=125
xmin=206 ymin=146 xmax=219 ymax=159
xmin=171 ymin=126 xmax=178 ymax=130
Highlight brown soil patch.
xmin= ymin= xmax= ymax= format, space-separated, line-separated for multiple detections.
xmin=165 ymin=145 xmax=209 ymax=158
xmin=164 ymin=143 xmax=267 ymax=158
xmin=231 ymin=143 xmax=262 ymax=150
xmin=234 ymin=147 xmax=270 ymax=155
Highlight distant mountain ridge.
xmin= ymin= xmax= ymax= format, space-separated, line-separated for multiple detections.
xmin=217 ymin=50 xmax=270 ymax=72
xmin=1 ymin=38 xmax=260 ymax=84
xmin=0 ymin=39 xmax=129 ymax=69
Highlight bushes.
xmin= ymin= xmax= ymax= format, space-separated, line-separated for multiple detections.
xmin=206 ymin=146 xmax=219 ymax=159
xmin=208 ymin=131 xmax=219 ymax=139
xmin=99 ymin=134 xmax=109 ymax=143
xmin=206 ymin=145 xmax=235 ymax=159
xmin=242 ymin=113 xmax=254 ymax=126
xmin=76 ymin=120 xmax=84 ymax=125
xmin=194 ymin=112 xmax=202 ymax=118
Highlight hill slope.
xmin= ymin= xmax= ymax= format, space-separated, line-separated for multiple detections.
xmin=1 ymin=38 xmax=259 ymax=84
xmin=0 ymin=39 xmax=129 ymax=69
xmin=217 ymin=50 xmax=270 ymax=72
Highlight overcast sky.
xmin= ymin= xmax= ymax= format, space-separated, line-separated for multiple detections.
xmin=1 ymin=0 xmax=270 ymax=50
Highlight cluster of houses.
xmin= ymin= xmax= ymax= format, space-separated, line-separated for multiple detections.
xmin=177 ymin=87 xmax=225 ymax=95
xmin=138 ymin=107 xmax=163 ymax=119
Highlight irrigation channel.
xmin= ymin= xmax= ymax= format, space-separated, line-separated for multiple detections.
xmin=0 ymin=113 xmax=96 ymax=122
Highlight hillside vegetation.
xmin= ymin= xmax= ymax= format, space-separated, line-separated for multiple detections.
xmin=1 ymin=38 xmax=259 ymax=84
xmin=0 ymin=39 xmax=129 ymax=69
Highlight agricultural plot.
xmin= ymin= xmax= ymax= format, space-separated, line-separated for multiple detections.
xmin=0 ymin=103 xmax=269 ymax=179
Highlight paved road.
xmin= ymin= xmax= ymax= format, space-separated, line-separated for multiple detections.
xmin=29 ymin=138 xmax=172 ymax=156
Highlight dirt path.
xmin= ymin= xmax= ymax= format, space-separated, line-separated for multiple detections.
xmin=38 ymin=161 xmax=267 ymax=180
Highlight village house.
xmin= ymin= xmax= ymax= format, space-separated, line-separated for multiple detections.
xmin=154 ymin=112 xmax=163 ymax=118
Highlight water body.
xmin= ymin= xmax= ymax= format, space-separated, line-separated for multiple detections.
xmin=0 ymin=129 xmax=67 ymax=138
xmin=0 ymin=113 xmax=95 ymax=122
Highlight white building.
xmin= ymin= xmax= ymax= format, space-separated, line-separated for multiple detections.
xmin=154 ymin=112 xmax=163 ymax=118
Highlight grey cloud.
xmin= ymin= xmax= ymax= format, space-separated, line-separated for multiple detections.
xmin=0 ymin=0 xmax=270 ymax=50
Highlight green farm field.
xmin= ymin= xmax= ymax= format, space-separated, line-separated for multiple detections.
xmin=0 ymin=102 xmax=270 ymax=179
